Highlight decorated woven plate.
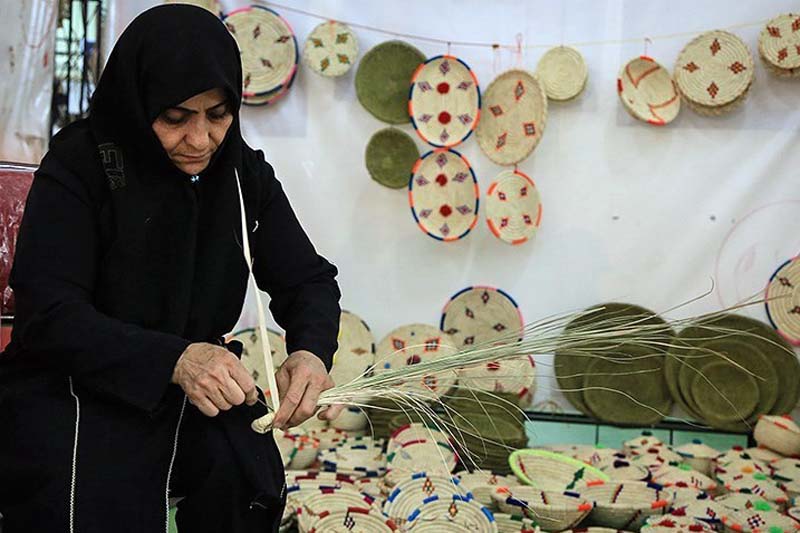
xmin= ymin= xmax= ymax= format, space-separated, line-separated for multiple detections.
xmin=388 ymin=423 xmax=451 ymax=455
xmin=509 ymin=449 xmax=609 ymax=490
xmin=164 ymin=0 xmax=220 ymax=15
xmin=309 ymin=507 xmax=398 ymax=532
xmin=408 ymin=55 xmax=481 ymax=148
xmin=356 ymin=40 xmax=426 ymax=124
xmin=330 ymin=310 xmax=375 ymax=386
xmin=458 ymin=473 xmax=520 ymax=507
xmin=295 ymin=487 xmax=382 ymax=532
xmin=641 ymin=515 xmax=713 ymax=533
xmin=223 ymin=5 xmax=298 ymax=99
xmin=583 ymin=481 xmax=671 ymax=531
xmin=383 ymin=473 xmax=468 ymax=524
xmin=721 ymin=503 xmax=800 ymax=533
xmin=229 ymin=327 xmax=287 ymax=395
xmin=758 ymin=14 xmax=800 ymax=77
xmin=485 ymin=169 xmax=542 ymax=245
xmin=765 ymin=257 xmax=800 ymax=345
xmin=617 ymin=56 xmax=680 ymax=125
xmin=492 ymin=486 xmax=593 ymax=530
xmin=669 ymin=493 xmax=726 ymax=529
xmin=475 ymin=69 xmax=547 ymax=165
xmin=303 ymin=20 xmax=358 ymax=77
xmin=386 ymin=438 xmax=458 ymax=475
xmin=403 ymin=494 xmax=497 ymax=532
xmin=754 ymin=415 xmax=800 ymax=457
xmin=240 ymin=66 xmax=298 ymax=106
xmin=674 ymin=30 xmax=754 ymax=109
xmin=365 ymin=127 xmax=420 ymax=189
xmin=374 ymin=324 xmax=458 ymax=396
xmin=441 ymin=286 xmax=524 ymax=347
xmin=536 ymin=46 xmax=588 ymax=101
xmin=720 ymin=472 xmax=788 ymax=505
xmin=408 ymin=149 xmax=479 ymax=242
xmin=650 ymin=464 xmax=717 ymax=492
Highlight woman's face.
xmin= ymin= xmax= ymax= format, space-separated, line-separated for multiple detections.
xmin=152 ymin=88 xmax=234 ymax=175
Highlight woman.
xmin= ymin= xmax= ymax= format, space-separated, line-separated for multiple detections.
xmin=0 ymin=5 xmax=341 ymax=532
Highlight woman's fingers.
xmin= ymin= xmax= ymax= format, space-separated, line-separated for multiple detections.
xmin=287 ymin=376 xmax=325 ymax=427
xmin=273 ymin=371 xmax=309 ymax=429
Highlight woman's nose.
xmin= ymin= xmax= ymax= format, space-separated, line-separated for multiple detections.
xmin=184 ymin=118 xmax=211 ymax=151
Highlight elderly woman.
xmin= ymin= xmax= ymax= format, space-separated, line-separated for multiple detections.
xmin=0 ymin=5 xmax=342 ymax=532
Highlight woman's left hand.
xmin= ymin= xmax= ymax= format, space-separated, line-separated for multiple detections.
xmin=272 ymin=350 xmax=343 ymax=430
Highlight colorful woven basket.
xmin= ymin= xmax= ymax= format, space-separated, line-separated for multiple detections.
xmin=383 ymin=473 xmax=468 ymax=524
xmin=492 ymin=512 xmax=539 ymax=533
xmin=758 ymin=14 xmax=800 ymax=78
xmin=403 ymin=494 xmax=497 ymax=532
xmin=754 ymin=415 xmax=800 ymax=457
xmin=720 ymin=503 xmax=800 ymax=533
xmin=641 ymin=515 xmax=713 ymax=533
xmin=356 ymin=40 xmax=426 ymax=124
xmin=408 ymin=55 xmax=481 ymax=148
xmin=617 ymin=56 xmax=680 ymax=125
xmin=408 ymin=149 xmax=480 ymax=242
xmin=365 ymin=127 xmax=420 ymax=189
xmin=458 ymin=472 xmax=520 ymax=507
xmin=388 ymin=423 xmax=451 ymax=455
xmin=330 ymin=310 xmax=375 ymax=386
xmin=476 ymin=69 xmax=548 ymax=165
xmin=509 ymin=449 xmax=609 ymax=490
xmin=536 ymin=46 xmax=588 ymax=101
xmin=303 ymin=20 xmax=358 ymax=77
xmin=492 ymin=486 xmax=593 ymax=530
xmin=674 ymin=440 xmax=720 ymax=477
xmin=650 ymin=464 xmax=718 ymax=493
xmin=484 ymin=169 xmax=543 ymax=246
xmin=385 ymin=438 xmax=458 ymax=475
xmin=223 ymin=5 xmax=298 ymax=103
xmin=296 ymin=487 xmax=382 ymax=532
xmin=583 ymin=481 xmax=672 ymax=531
xmin=673 ymin=30 xmax=754 ymax=114
xmin=308 ymin=507 xmax=397 ymax=532
xmin=765 ymin=256 xmax=800 ymax=346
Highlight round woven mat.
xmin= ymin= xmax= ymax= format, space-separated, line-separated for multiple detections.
xmin=355 ymin=40 xmax=426 ymax=124
xmin=554 ymin=302 xmax=674 ymax=416
xmin=582 ymin=343 xmax=673 ymax=426
xmin=617 ymin=56 xmax=680 ymax=125
xmin=536 ymin=46 xmax=588 ymax=101
xmin=163 ymin=0 xmax=220 ymax=15
xmin=330 ymin=310 xmax=375 ymax=386
xmin=240 ymin=66 xmax=298 ymax=106
xmin=374 ymin=323 xmax=458 ymax=397
xmin=485 ymin=169 xmax=542 ymax=245
xmin=441 ymin=286 xmax=523 ymax=347
xmin=674 ymin=30 xmax=754 ymax=108
xmin=758 ymin=14 xmax=800 ymax=76
xmin=230 ymin=327 xmax=287 ymax=394
xmin=409 ymin=149 xmax=479 ymax=242
xmin=404 ymin=494 xmax=497 ymax=532
xmin=409 ymin=55 xmax=481 ymax=148
xmin=681 ymin=81 xmax=751 ymax=117
xmin=223 ymin=6 xmax=298 ymax=98
xmin=365 ymin=127 xmax=420 ymax=189
xmin=476 ymin=69 xmax=547 ymax=165
xmin=383 ymin=473 xmax=467 ymax=524
xmin=688 ymin=359 xmax=759 ymax=427
xmin=303 ymin=20 xmax=358 ymax=77
xmin=765 ymin=256 xmax=800 ymax=345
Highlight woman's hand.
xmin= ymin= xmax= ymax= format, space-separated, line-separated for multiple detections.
xmin=172 ymin=342 xmax=258 ymax=417
xmin=272 ymin=350 xmax=343 ymax=430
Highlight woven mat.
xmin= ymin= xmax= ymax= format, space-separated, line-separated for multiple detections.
xmin=536 ymin=46 xmax=588 ymax=101
xmin=484 ymin=169 xmax=543 ymax=246
xmin=365 ymin=127 xmax=420 ymax=189
xmin=617 ymin=56 xmax=680 ymax=125
xmin=355 ymin=40 xmax=426 ymax=124
xmin=765 ymin=256 xmax=800 ymax=346
xmin=758 ymin=14 xmax=800 ymax=76
xmin=303 ymin=20 xmax=358 ymax=77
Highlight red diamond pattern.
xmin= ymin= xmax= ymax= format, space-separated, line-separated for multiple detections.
xmin=683 ymin=62 xmax=700 ymax=73
xmin=729 ymin=61 xmax=747 ymax=74
xmin=793 ymin=17 xmax=800 ymax=32
xmin=710 ymin=38 xmax=721 ymax=56
xmin=707 ymin=82 xmax=719 ymax=99
xmin=779 ymin=48 xmax=789 ymax=62
xmin=496 ymin=132 xmax=507 ymax=150
xmin=768 ymin=26 xmax=781 ymax=38
xmin=514 ymin=81 xmax=525 ymax=101
xmin=490 ymin=105 xmax=503 ymax=117
xmin=523 ymin=122 xmax=536 ymax=136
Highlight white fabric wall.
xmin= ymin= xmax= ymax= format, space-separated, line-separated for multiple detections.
xmin=106 ymin=0 xmax=800 ymax=414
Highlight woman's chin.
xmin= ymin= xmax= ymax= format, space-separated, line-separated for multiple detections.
xmin=175 ymin=160 xmax=209 ymax=176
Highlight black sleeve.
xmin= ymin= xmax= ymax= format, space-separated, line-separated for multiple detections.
xmin=249 ymin=158 xmax=341 ymax=370
xmin=9 ymin=171 xmax=190 ymax=412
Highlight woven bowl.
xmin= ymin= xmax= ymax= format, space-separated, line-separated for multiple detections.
xmin=492 ymin=512 xmax=539 ymax=533
xmin=408 ymin=148 xmax=480 ymax=242
xmin=598 ymin=458 xmax=653 ymax=483
xmin=583 ymin=481 xmax=672 ymax=531
xmin=303 ymin=20 xmax=358 ymax=78
xmin=388 ymin=423 xmax=451 ymax=454
xmin=484 ymin=169 xmax=543 ymax=246
xmin=365 ymin=127 xmax=421 ymax=189
xmin=288 ymin=435 xmax=321 ymax=470
xmin=509 ymin=449 xmax=609 ymax=490
xmin=492 ymin=485 xmax=593 ymax=531
xmin=409 ymin=55 xmax=481 ymax=148
xmin=385 ymin=438 xmax=458 ymax=475
xmin=617 ymin=56 xmax=680 ymax=125
xmin=765 ymin=257 xmax=800 ymax=346
xmin=308 ymin=506 xmax=397 ymax=532
xmin=720 ymin=504 xmax=800 ymax=533
xmin=458 ymin=472 xmax=520 ymax=507
xmin=651 ymin=464 xmax=718 ymax=493
xmin=402 ymin=494 xmax=498 ymax=532
xmin=758 ymin=14 xmax=800 ymax=77
xmin=382 ymin=472 xmax=468 ymax=523
xmin=754 ymin=415 xmax=800 ymax=458
xmin=536 ymin=46 xmax=588 ymax=101
xmin=641 ymin=515 xmax=713 ymax=533
xmin=297 ymin=487 xmax=382 ymax=532
xmin=476 ymin=69 xmax=548 ymax=165
xmin=674 ymin=30 xmax=754 ymax=110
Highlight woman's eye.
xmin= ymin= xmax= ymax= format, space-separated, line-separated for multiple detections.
xmin=162 ymin=113 xmax=187 ymax=125
xmin=208 ymin=110 xmax=230 ymax=121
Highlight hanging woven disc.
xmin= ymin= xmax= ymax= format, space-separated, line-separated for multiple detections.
xmin=475 ymin=69 xmax=548 ymax=166
xmin=356 ymin=40 xmax=426 ymax=124
xmin=408 ymin=55 xmax=481 ymax=148
xmin=674 ymin=30 xmax=754 ymax=114
xmin=223 ymin=5 xmax=298 ymax=102
xmin=758 ymin=14 xmax=800 ymax=78
xmin=485 ymin=169 xmax=542 ymax=245
xmin=303 ymin=20 xmax=359 ymax=77
xmin=329 ymin=310 xmax=375 ymax=386
xmin=536 ymin=46 xmax=588 ymax=101
xmin=365 ymin=127 xmax=420 ymax=189
xmin=408 ymin=149 xmax=479 ymax=242
xmin=617 ymin=56 xmax=680 ymax=125
xmin=765 ymin=256 xmax=800 ymax=345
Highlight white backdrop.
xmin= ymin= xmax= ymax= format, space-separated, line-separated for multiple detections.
xmin=106 ymin=0 xmax=800 ymax=415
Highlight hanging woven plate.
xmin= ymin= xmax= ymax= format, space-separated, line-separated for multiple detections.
xmin=476 ymin=69 xmax=547 ymax=165
xmin=365 ymin=127 xmax=420 ymax=189
xmin=223 ymin=5 xmax=298 ymax=101
xmin=674 ymin=30 xmax=754 ymax=113
xmin=617 ymin=56 xmax=680 ymax=125
xmin=239 ymin=67 xmax=298 ymax=106
xmin=164 ymin=0 xmax=221 ymax=16
xmin=758 ymin=14 xmax=800 ymax=78
xmin=536 ymin=46 xmax=588 ymax=101
xmin=408 ymin=55 xmax=481 ymax=148
xmin=374 ymin=324 xmax=458 ymax=397
xmin=229 ymin=327 xmax=288 ymax=395
xmin=485 ymin=169 xmax=542 ymax=245
xmin=356 ymin=40 xmax=426 ymax=124
xmin=408 ymin=149 xmax=479 ymax=242
xmin=303 ymin=20 xmax=358 ymax=77
xmin=765 ymin=256 xmax=800 ymax=345
xmin=330 ymin=310 xmax=375 ymax=386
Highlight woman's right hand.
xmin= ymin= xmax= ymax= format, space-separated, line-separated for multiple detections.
xmin=171 ymin=342 xmax=258 ymax=416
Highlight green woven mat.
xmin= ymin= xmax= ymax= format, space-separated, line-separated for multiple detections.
xmin=689 ymin=359 xmax=759 ymax=430
xmin=365 ymin=127 xmax=419 ymax=189
xmin=355 ymin=40 xmax=425 ymax=124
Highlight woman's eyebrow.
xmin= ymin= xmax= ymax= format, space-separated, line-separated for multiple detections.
xmin=171 ymin=101 xmax=228 ymax=114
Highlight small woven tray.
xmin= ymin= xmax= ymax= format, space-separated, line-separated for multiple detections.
xmin=583 ymin=481 xmax=671 ymax=531
xmin=758 ymin=14 xmax=800 ymax=77
xmin=536 ymin=46 xmax=588 ymax=101
xmin=617 ymin=56 xmax=680 ymax=125
xmin=509 ymin=449 xmax=609 ymax=490
xmin=365 ymin=127 xmax=420 ymax=189
xmin=484 ymin=170 xmax=543 ymax=246
xmin=754 ymin=415 xmax=800 ymax=458
xmin=492 ymin=485 xmax=593 ymax=530
xmin=303 ymin=20 xmax=358 ymax=77
xmin=765 ymin=257 xmax=800 ymax=346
